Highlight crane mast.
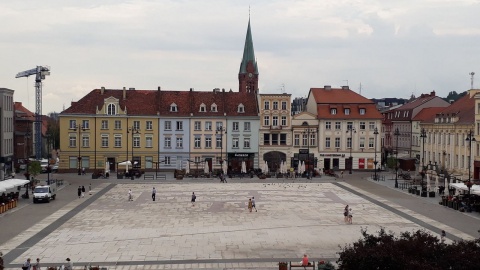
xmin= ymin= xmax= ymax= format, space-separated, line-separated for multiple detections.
xmin=15 ymin=66 xmax=50 ymax=160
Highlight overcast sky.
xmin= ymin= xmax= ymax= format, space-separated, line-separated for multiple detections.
xmin=2 ymin=0 xmax=480 ymax=114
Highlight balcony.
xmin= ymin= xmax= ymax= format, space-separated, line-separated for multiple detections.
xmin=269 ymin=125 xmax=282 ymax=130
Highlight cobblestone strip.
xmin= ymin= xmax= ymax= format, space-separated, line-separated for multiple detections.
xmin=336 ymin=182 xmax=476 ymax=241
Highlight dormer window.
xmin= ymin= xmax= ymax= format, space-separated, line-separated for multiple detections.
xmin=344 ymin=108 xmax=350 ymax=115
xmin=199 ymin=103 xmax=206 ymax=112
xmin=359 ymin=108 xmax=366 ymax=115
xmin=331 ymin=108 xmax=337 ymax=115
xmin=211 ymin=103 xmax=217 ymax=112
xmin=107 ymin=103 xmax=116 ymax=115
xmin=238 ymin=103 xmax=245 ymax=113
xmin=170 ymin=103 xmax=178 ymax=112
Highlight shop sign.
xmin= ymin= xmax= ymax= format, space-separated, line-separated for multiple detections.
xmin=299 ymin=149 xmax=309 ymax=154
xmin=320 ymin=154 xmax=345 ymax=157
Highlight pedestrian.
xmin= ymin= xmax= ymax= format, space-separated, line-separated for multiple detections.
xmin=152 ymin=187 xmax=156 ymax=201
xmin=348 ymin=208 xmax=353 ymax=224
xmin=128 ymin=189 xmax=133 ymax=201
xmin=32 ymin=258 xmax=40 ymax=270
xmin=191 ymin=192 xmax=196 ymax=207
xmin=341 ymin=171 xmax=344 ymax=178
xmin=81 ymin=186 xmax=86 ymax=198
xmin=82 ymin=167 xmax=86 ymax=175
xmin=251 ymin=196 xmax=257 ymax=212
xmin=77 ymin=186 xmax=82 ymax=198
xmin=248 ymin=198 xmax=253 ymax=212
xmin=22 ymin=258 xmax=31 ymax=270
xmin=441 ymin=230 xmax=446 ymax=243
xmin=344 ymin=205 xmax=349 ymax=223
xmin=64 ymin=258 xmax=73 ymax=270
xmin=89 ymin=183 xmax=92 ymax=195
xmin=0 ymin=251 xmax=4 ymax=270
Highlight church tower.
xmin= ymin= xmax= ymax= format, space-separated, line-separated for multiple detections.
xmin=238 ymin=18 xmax=259 ymax=93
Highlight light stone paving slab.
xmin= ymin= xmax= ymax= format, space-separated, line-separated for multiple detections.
xmin=4 ymin=182 xmax=437 ymax=267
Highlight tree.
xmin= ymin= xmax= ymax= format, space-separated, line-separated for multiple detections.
xmin=28 ymin=161 xmax=42 ymax=179
xmin=337 ymin=228 xmax=480 ymax=270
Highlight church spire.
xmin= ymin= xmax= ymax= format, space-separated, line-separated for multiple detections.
xmin=238 ymin=18 xmax=259 ymax=93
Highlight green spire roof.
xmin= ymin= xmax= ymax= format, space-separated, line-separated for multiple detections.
xmin=239 ymin=19 xmax=258 ymax=74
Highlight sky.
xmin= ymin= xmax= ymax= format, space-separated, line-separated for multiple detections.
xmin=1 ymin=0 xmax=480 ymax=114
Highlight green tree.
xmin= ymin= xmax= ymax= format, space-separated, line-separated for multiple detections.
xmin=337 ymin=228 xmax=480 ymax=270
xmin=28 ymin=161 xmax=42 ymax=179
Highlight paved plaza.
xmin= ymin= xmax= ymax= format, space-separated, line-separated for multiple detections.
xmin=1 ymin=173 xmax=479 ymax=269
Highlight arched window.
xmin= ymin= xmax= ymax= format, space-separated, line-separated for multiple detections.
xmin=107 ymin=104 xmax=116 ymax=115
xmin=170 ymin=103 xmax=178 ymax=112
xmin=238 ymin=103 xmax=245 ymax=113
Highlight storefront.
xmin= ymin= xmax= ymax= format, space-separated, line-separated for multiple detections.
xmin=292 ymin=149 xmax=316 ymax=171
xmin=319 ymin=153 xmax=345 ymax=170
xmin=228 ymin=153 xmax=255 ymax=173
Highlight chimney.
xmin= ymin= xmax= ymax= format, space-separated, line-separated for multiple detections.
xmin=342 ymin=86 xmax=349 ymax=90
xmin=158 ymin=86 xmax=161 ymax=91
xmin=324 ymin=85 xmax=331 ymax=90
xmin=430 ymin=90 xmax=436 ymax=97
xmin=101 ymin=86 xmax=105 ymax=95
xmin=190 ymin=88 xmax=194 ymax=91
xmin=123 ymin=87 xmax=126 ymax=99
xmin=129 ymin=87 xmax=135 ymax=90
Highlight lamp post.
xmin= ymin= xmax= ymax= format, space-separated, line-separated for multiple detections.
xmin=216 ymin=126 xmax=227 ymax=173
xmin=347 ymin=127 xmax=356 ymax=174
xmin=394 ymin=127 xmax=400 ymax=188
xmin=73 ymin=124 xmax=86 ymax=175
xmin=420 ymin=128 xmax=427 ymax=190
xmin=302 ymin=126 xmax=316 ymax=179
xmin=24 ymin=130 xmax=31 ymax=179
xmin=374 ymin=127 xmax=379 ymax=181
xmin=466 ymin=130 xmax=476 ymax=195
xmin=128 ymin=126 xmax=140 ymax=180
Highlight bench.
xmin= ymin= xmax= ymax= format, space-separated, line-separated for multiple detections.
xmin=156 ymin=174 xmax=166 ymax=180
xmin=289 ymin=261 xmax=315 ymax=270
xmin=144 ymin=174 xmax=155 ymax=180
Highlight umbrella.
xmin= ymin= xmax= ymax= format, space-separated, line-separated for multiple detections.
xmin=204 ymin=161 xmax=209 ymax=174
xmin=185 ymin=162 xmax=190 ymax=174
xmin=241 ymin=161 xmax=246 ymax=173
xmin=119 ymin=160 xmax=131 ymax=172
xmin=0 ymin=181 xmax=15 ymax=190
xmin=105 ymin=161 xmax=110 ymax=174
xmin=265 ymin=161 xmax=269 ymax=174
xmin=9 ymin=179 xmax=30 ymax=187
xmin=426 ymin=174 xmax=430 ymax=190
xmin=282 ymin=161 xmax=286 ymax=174
xmin=222 ymin=160 xmax=228 ymax=174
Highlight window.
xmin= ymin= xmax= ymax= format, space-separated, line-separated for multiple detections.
xmin=264 ymin=101 xmax=270 ymax=110
xmin=216 ymin=136 xmax=222 ymax=148
xmin=176 ymin=121 xmax=183 ymax=131
xmin=331 ymin=108 xmax=337 ymax=115
xmin=101 ymin=120 xmax=108 ymax=129
xmin=264 ymin=116 xmax=270 ymax=126
xmin=81 ymin=135 xmax=89 ymax=148
xmin=347 ymin=122 xmax=353 ymax=130
xmin=273 ymin=101 xmax=278 ymax=110
xmin=107 ymin=104 xmax=116 ymax=115
xmin=145 ymin=156 xmax=153 ymax=169
xmin=335 ymin=122 xmax=341 ymax=130
xmin=69 ymin=135 xmax=76 ymax=147
xmin=360 ymin=108 xmax=366 ymax=115
xmin=133 ymin=136 xmax=140 ymax=148
xmin=146 ymin=121 xmax=153 ymax=130
xmin=165 ymin=156 xmax=171 ymax=165
xmin=114 ymin=135 xmax=122 ymax=147
xmin=133 ymin=121 xmax=140 ymax=130
xmin=165 ymin=121 xmax=171 ymax=131
xmin=275 ymin=133 xmax=284 ymax=145
xmin=294 ymin=134 xmax=300 ymax=146
xmin=263 ymin=134 xmax=270 ymax=145
xmin=244 ymin=122 xmax=251 ymax=131
xmin=302 ymin=134 xmax=307 ymax=146
xmin=146 ymin=136 xmax=153 ymax=148
xmin=344 ymin=108 xmax=350 ymax=115
xmin=347 ymin=137 xmax=352 ymax=148
xmin=325 ymin=137 xmax=331 ymax=148
xmin=369 ymin=122 xmax=375 ymax=130
xmin=205 ymin=137 xmax=212 ymax=148
xmin=194 ymin=137 xmax=201 ymax=148
xmin=211 ymin=104 xmax=217 ymax=112
xmin=272 ymin=134 xmax=279 ymax=145
xmin=272 ymin=116 xmax=278 ymax=126
xmin=115 ymin=120 xmax=122 ymax=130
xmin=170 ymin=103 xmax=177 ymax=112
xmin=244 ymin=138 xmax=250 ymax=148
xmin=205 ymin=121 xmax=212 ymax=131
xmin=281 ymin=116 xmax=287 ymax=126
xmin=194 ymin=156 xmax=201 ymax=163
xmin=359 ymin=137 xmax=365 ymax=148
xmin=359 ymin=122 xmax=366 ymax=130
xmin=216 ymin=122 xmax=223 ymax=130
xmin=233 ymin=122 xmax=239 ymax=131
xmin=237 ymin=104 xmax=245 ymax=113
xmin=200 ymin=104 xmax=206 ymax=112
xmin=282 ymin=101 xmax=287 ymax=110
xmin=335 ymin=137 xmax=340 ymax=148
xmin=232 ymin=138 xmax=239 ymax=148
xmin=369 ymin=138 xmax=374 ymax=148
xmin=101 ymin=134 xmax=109 ymax=147
xmin=310 ymin=134 xmax=316 ymax=146
xmin=164 ymin=137 xmax=171 ymax=148
xmin=69 ymin=120 xmax=76 ymax=129
xmin=194 ymin=121 xmax=201 ymax=131
xmin=325 ymin=122 xmax=331 ymax=130
xmin=82 ymin=120 xmax=89 ymax=129
xmin=176 ymin=137 xmax=183 ymax=148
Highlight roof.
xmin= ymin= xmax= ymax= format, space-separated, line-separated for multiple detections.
xmin=239 ymin=19 xmax=258 ymax=75
xmin=412 ymin=107 xmax=445 ymax=122
xmin=61 ymin=88 xmax=258 ymax=117
xmin=424 ymin=93 xmax=475 ymax=124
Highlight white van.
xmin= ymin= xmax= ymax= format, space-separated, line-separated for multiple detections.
xmin=33 ymin=183 xmax=57 ymax=203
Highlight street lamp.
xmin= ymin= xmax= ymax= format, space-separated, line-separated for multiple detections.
xmin=73 ymin=124 xmax=86 ymax=175
xmin=216 ymin=126 xmax=227 ymax=173
xmin=346 ymin=127 xmax=356 ymax=174
xmin=373 ymin=127 xmax=379 ymax=181
xmin=128 ymin=126 xmax=140 ymax=180
xmin=466 ymin=130 xmax=476 ymax=195
xmin=394 ymin=127 xmax=400 ymax=188
xmin=420 ymin=128 xmax=427 ymax=190
xmin=302 ymin=127 xmax=316 ymax=179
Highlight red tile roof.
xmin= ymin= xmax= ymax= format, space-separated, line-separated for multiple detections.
xmin=412 ymin=107 xmax=446 ymax=122
xmin=423 ymin=93 xmax=475 ymax=124
xmin=61 ymin=88 xmax=258 ymax=117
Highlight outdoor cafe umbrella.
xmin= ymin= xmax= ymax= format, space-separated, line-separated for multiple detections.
xmin=282 ymin=161 xmax=286 ymax=174
xmin=265 ymin=161 xmax=269 ymax=174
xmin=222 ymin=160 xmax=228 ymax=174
xmin=105 ymin=161 xmax=110 ymax=174
xmin=241 ymin=161 xmax=247 ymax=173
xmin=204 ymin=161 xmax=209 ymax=174
xmin=119 ymin=160 xmax=131 ymax=172
xmin=185 ymin=162 xmax=190 ymax=174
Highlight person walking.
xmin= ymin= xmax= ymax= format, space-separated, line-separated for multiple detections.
xmin=248 ymin=198 xmax=253 ymax=212
xmin=32 ymin=258 xmax=40 ymax=270
xmin=344 ymin=205 xmax=349 ymax=223
xmin=251 ymin=197 xmax=257 ymax=212
xmin=191 ymin=192 xmax=196 ymax=207
xmin=81 ymin=186 xmax=86 ymax=198
xmin=64 ymin=258 xmax=73 ymax=270
xmin=22 ymin=258 xmax=31 ymax=270
xmin=0 ymin=251 xmax=4 ymax=270
xmin=441 ymin=230 xmax=446 ymax=243
xmin=152 ymin=187 xmax=156 ymax=201
xmin=77 ymin=186 xmax=82 ymax=199
xmin=348 ymin=208 xmax=353 ymax=224
xmin=128 ymin=189 xmax=133 ymax=201
xmin=89 ymin=183 xmax=92 ymax=195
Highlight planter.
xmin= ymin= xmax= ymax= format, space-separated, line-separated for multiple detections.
xmin=117 ymin=174 xmax=124 ymax=179
xmin=421 ymin=191 xmax=427 ymax=197
xmin=176 ymin=176 xmax=184 ymax=180
xmin=429 ymin=191 xmax=435 ymax=197
xmin=278 ymin=263 xmax=288 ymax=270
xmin=415 ymin=190 xmax=421 ymax=196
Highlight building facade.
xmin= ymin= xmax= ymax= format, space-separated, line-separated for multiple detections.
xmin=0 ymin=88 xmax=15 ymax=180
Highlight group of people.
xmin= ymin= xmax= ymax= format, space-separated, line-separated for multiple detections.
xmin=344 ymin=205 xmax=353 ymax=224
xmin=77 ymin=186 xmax=86 ymax=198
xmin=247 ymin=197 xmax=257 ymax=212
xmin=22 ymin=257 xmax=72 ymax=270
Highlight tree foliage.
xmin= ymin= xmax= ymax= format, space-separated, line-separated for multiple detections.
xmin=337 ymin=228 xmax=480 ymax=270
xmin=28 ymin=161 xmax=42 ymax=178
xmin=444 ymin=91 xmax=467 ymax=103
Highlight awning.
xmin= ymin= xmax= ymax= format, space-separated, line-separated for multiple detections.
xmin=0 ymin=179 xmax=30 ymax=192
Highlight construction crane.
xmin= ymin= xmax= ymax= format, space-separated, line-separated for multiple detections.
xmin=15 ymin=66 xmax=51 ymax=160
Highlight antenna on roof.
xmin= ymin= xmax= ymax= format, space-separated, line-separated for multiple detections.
xmin=359 ymin=83 xmax=362 ymax=95
xmin=470 ymin=72 xmax=475 ymax=89
xmin=344 ymin=80 xmax=349 ymax=87
xmin=280 ymin=83 xmax=286 ymax=93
